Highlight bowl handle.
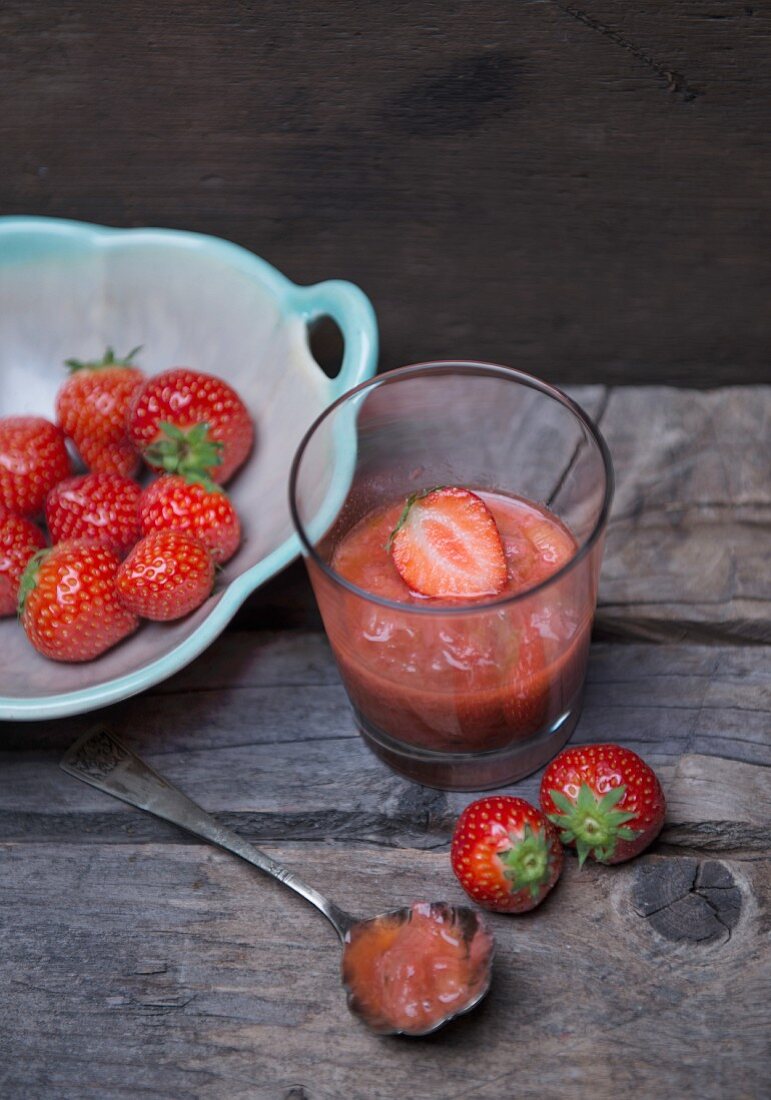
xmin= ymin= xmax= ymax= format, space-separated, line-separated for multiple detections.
xmin=291 ymin=279 xmax=379 ymax=398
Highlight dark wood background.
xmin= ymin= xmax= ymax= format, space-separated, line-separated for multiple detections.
xmin=1 ymin=1 xmax=769 ymax=387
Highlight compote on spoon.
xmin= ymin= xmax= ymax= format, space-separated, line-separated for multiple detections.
xmin=61 ymin=728 xmax=494 ymax=1037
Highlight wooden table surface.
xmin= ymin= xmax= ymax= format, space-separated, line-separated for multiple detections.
xmin=1 ymin=386 xmax=769 ymax=1099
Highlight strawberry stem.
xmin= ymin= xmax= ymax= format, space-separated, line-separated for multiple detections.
xmin=17 ymin=548 xmax=49 ymax=616
xmin=64 ymin=345 xmax=143 ymax=372
xmin=385 ymin=485 xmax=444 ymax=553
xmin=181 ymin=471 xmax=224 ymax=495
xmin=546 ymin=784 xmax=639 ymax=867
xmin=498 ymin=824 xmax=556 ymax=898
xmin=143 ymin=422 xmax=224 ymax=478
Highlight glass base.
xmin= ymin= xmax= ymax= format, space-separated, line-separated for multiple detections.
xmin=354 ymin=699 xmax=583 ymax=791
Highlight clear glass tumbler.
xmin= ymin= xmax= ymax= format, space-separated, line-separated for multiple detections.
xmin=289 ymin=362 xmax=613 ymax=791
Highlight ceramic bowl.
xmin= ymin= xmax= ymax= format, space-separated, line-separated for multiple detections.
xmin=0 ymin=217 xmax=378 ymax=719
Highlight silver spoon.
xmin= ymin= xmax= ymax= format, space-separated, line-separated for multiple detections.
xmin=60 ymin=727 xmax=494 ymax=1037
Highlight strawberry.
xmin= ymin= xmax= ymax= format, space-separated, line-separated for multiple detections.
xmin=451 ymin=796 xmax=563 ymax=913
xmin=0 ymin=509 xmax=47 ymax=616
xmin=19 ymin=540 xmax=138 ymax=661
xmin=0 ymin=416 xmax=72 ymax=517
xmin=388 ymin=487 xmax=507 ymax=599
xmin=45 ymin=472 xmax=142 ymax=557
xmin=127 ymin=368 xmax=254 ymax=484
xmin=138 ymin=474 xmax=241 ymax=563
xmin=540 ymin=743 xmax=666 ymax=866
xmin=56 ymin=346 xmax=144 ymax=477
xmin=116 ymin=530 xmax=215 ymax=621
xmin=523 ymin=516 xmax=576 ymax=574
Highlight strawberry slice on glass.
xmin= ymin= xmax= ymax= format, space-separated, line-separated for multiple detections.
xmin=387 ymin=487 xmax=507 ymax=599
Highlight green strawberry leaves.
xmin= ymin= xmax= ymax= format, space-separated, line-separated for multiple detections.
xmin=546 ymin=783 xmax=639 ymax=867
xmin=65 ymin=345 xmax=143 ymax=372
xmin=385 ymin=486 xmax=445 ymax=553
xmin=498 ymin=824 xmax=556 ymax=898
xmin=181 ymin=471 xmax=223 ymax=496
xmin=17 ymin=548 xmax=49 ymax=616
xmin=144 ymin=421 xmax=224 ymax=480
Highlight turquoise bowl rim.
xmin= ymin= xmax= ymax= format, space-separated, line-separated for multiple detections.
xmin=0 ymin=216 xmax=378 ymax=719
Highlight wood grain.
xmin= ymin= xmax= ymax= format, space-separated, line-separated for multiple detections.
xmin=1 ymin=629 xmax=769 ymax=1097
xmin=1 ymin=2 xmax=769 ymax=385
xmin=598 ymin=385 xmax=771 ymax=643
xmin=1 ymin=841 xmax=768 ymax=1099
xmin=1 ymin=634 xmax=768 ymax=854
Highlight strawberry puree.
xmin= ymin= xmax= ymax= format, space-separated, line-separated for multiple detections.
xmin=310 ymin=492 xmax=593 ymax=766
xmin=341 ymin=902 xmax=494 ymax=1035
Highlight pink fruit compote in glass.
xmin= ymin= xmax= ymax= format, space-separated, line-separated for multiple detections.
xmin=307 ymin=488 xmax=597 ymax=790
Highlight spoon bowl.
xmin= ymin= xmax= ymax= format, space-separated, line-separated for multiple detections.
xmin=342 ymin=901 xmax=494 ymax=1037
xmin=60 ymin=727 xmax=494 ymax=1037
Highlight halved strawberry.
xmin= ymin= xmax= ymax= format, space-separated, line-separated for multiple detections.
xmin=388 ymin=487 xmax=507 ymax=599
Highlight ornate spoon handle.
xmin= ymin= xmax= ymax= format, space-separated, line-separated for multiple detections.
xmin=60 ymin=727 xmax=354 ymax=939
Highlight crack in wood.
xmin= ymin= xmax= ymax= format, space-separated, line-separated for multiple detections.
xmin=130 ymin=993 xmax=197 ymax=1014
xmin=5 ymin=810 xmax=768 ymax=856
xmin=552 ymin=2 xmax=704 ymax=101
xmin=661 ymin=821 xmax=771 ymax=853
xmin=607 ymin=500 xmax=771 ymax=527
xmin=599 ymin=596 xmax=771 ymax=608
xmin=631 ymin=858 xmax=742 ymax=942
xmin=594 ymin=621 xmax=771 ymax=646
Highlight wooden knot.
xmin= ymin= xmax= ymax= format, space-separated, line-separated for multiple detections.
xmin=631 ymin=859 xmax=741 ymax=943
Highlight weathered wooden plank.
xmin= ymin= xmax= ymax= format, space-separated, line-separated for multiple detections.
xmin=1 ymin=635 xmax=768 ymax=856
xmin=658 ymin=754 xmax=771 ymax=855
xmin=667 ymin=753 xmax=771 ymax=827
xmin=2 ymin=638 xmax=768 ymax=1095
xmin=0 ymin=840 xmax=768 ymax=1099
xmin=1 ymin=3 xmax=769 ymax=387
xmin=3 ymin=761 xmax=768 ymax=857
xmin=597 ymin=385 xmax=771 ymax=643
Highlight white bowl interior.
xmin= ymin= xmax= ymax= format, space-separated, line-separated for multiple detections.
xmin=0 ymin=237 xmax=331 ymax=700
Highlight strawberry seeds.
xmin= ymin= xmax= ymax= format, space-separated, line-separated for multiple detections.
xmin=0 ymin=347 xmax=251 ymax=662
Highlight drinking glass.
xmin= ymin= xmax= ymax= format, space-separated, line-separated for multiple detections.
xmin=289 ymin=362 xmax=613 ymax=791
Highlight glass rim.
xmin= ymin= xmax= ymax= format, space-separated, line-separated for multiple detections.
xmin=288 ymin=360 xmax=615 ymax=617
